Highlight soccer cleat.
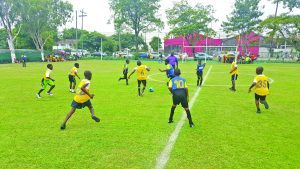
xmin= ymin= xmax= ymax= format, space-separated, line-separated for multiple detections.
xmin=60 ymin=124 xmax=66 ymax=130
xmin=256 ymin=109 xmax=261 ymax=113
xmin=168 ymin=120 xmax=174 ymax=123
xmin=36 ymin=94 xmax=41 ymax=98
xmin=92 ymin=116 xmax=100 ymax=122
xmin=47 ymin=92 xmax=53 ymax=96
xmin=189 ymin=123 xmax=195 ymax=128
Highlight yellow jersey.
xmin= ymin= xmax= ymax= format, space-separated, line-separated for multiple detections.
xmin=230 ymin=61 xmax=238 ymax=75
xmin=134 ymin=65 xmax=148 ymax=80
xmin=43 ymin=69 xmax=52 ymax=80
xmin=74 ymin=79 xmax=91 ymax=103
xmin=70 ymin=67 xmax=78 ymax=76
xmin=253 ymin=75 xmax=269 ymax=96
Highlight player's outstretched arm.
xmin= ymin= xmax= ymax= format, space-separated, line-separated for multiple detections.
xmin=128 ymin=70 xmax=136 ymax=79
xmin=159 ymin=69 xmax=166 ymax=72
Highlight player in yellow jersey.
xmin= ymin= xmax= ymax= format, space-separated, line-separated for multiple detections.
xmin=36 ymin=64 xmax=55 ymax=98
xmin=248 ymin=66 xmax=269 ymax=113
xmin=118 ymin=59 xmax=130 ymax=85
xmin=60 ymin=70 xmax=100 ymax=130
xmin=128 ymin=60 xmax=150 ymax=96
xmin=69 ymin=63 xmax=80 ymax=93
xmin=229 ymin=61 xmax=238 ymax=92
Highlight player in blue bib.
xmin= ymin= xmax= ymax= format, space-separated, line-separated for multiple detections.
xmin=168 ymin=69 xmax=194 ymax=128
xmin=159 ymin=60 xmax=175 ymax=86
xmin=196 ymin=59 xmax=205 ymax=86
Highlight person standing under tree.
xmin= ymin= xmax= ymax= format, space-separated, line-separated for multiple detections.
xmin=21 ymin=54 xmax=27 ymax=67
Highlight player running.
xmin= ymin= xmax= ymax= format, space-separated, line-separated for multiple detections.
xmin=248 ymin=66 xmax=270 ymax=113
xmin=60 ymin=70 xmax=100 ymax=130
xmin=36 ymin=64 xmax=55 ymax=98
xmin=168 ymin=69 xmax=194 ymax=128
xmin=128 ymin=60 xmax=150 ymax=96
xmin=118 ymin=59 xmax=130 ymax=85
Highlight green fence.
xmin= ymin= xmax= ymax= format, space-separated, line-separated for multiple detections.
xmin=0 ymin=49 xmax=51 ymax=63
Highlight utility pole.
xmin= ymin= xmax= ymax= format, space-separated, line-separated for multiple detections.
xmin=79 ymin=9 xmax=87 ymax=54
xmin=75 ymin=10 xmax=78 ymax=54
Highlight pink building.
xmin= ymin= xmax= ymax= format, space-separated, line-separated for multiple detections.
xmin=164 ymin=32 xmax=261 ymax=57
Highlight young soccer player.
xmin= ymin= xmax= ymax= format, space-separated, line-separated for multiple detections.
xmin=248 ymin=66 xmax=269 ymax=113
xmin=128 ymin=60 xmax=150 ymax=96
xmin=60 ymin=70 xmax=100 ymax=130
xmin=168 ymin=69 xmax=194 ymax=128
xmin=159 ymin=59 xmax=175 ymax=86
xmin=229 ymin=60 xmax=238 ymax=91
xmin=196 ymin=59 xmax=206 ymax=86
xmin=69 ymin=63 xmax=80 ymax=93
xmin=36 ymin=64 xmax=55 ymax=98
xmin=118 ymin=59 xmax=130 ymax=85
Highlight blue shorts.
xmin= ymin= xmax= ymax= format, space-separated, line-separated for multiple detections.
xmin=71 ymin=100 xmax=92 ymax=109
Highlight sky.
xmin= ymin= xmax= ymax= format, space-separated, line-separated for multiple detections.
xmin=64 ymin=0 xmax=299 ymax=40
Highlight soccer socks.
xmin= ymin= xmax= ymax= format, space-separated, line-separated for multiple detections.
xmin=185 ymin=109 xmax=193 ymax=125
xmin=48 ymin=85 xmax=55 ymax=93
xmin=138 ymin=87 xmax=141 ymax=96
xmin=260 ymin=100 xmax=269 ymax=109
xmin=169 ymin=107 xmax=175 ymax=123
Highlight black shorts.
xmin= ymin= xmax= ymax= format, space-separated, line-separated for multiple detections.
xmin=231 ymin=74 xmax=238 ymax=81
xmin=71 ymin=100 xmax=91 ymax=109
xmin=255 ymin=94 xmax=266 ymax=101
xmin=197 ymin=71 xmax=203 ymax=77
xmin=123 ymin=72 xmax=128 ymax=78
xmin=138 ymin=80 xmax=146 ymax=87
xmin=172 ymin=90 xmax=188 ymax=108
xmin=69 ymin=75 xmax=76 ymax=83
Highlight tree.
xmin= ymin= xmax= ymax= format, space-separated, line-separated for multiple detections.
xmin=21 ymin=0 xmax=72 ymax=61
xmin=149 ymin=36 xmax=161 ymax=52
xmin=0 ymin=0 xmax=23 ymax=63
xmin=166 ymin=0 xmax=216 ymax=56
xmin=0 ymin=28 xmax=8 ymax=48
xmin=109 ymin=0 xmax=163 ymax=52
xmin=80 ymin=31 xmax=107 ymax=52
xmin=272 ymin=0 xmax=300 ymax=14
xmin=260 ymin=14 xmax=300 ymax=51
xmin=222 ymin=0 xmax=263 ymax=54
xmin=111 ymin=33 xmax=147 ymax=51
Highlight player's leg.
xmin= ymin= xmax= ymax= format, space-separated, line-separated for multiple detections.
xmin=197 ymin=73 xmax=200 ymax=86
xmin=169 ymin=105 xmax=176 ymax=123
xmin=182 ymin=96 xmax=194 ymax=127
xmin=87 ymin=103 xmax=100 ymax=122
xmin=125 ymin=73 xmax=128 ymax=85
xmin=259 ymin=95 xmax=269 ymax=109
xmin=72 ymin=78 xmax=76 ymax=92
xmin=255 ymin=94 xmax=261 ymax=113
xmin=141 ymin=80 xmax=146 ymax=95
xmin=137 ymin=80 xmax=141 ymax=96
xmin=37 ymin=78 xmax=45 ymax=98
xmin=69 ymin=75 xmax=73 ymax=92
xmin=61 ymin=107 xmax=76 ymax=130
xmin=200 ymin=72 xmax=203 ymax=86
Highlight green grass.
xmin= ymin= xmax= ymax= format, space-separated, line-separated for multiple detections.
xmin=0 ymin=60 xmax=299 ymax=169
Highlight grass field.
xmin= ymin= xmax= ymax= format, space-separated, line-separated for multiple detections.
xmin=0 ymin=60 xmax=299 ymax=169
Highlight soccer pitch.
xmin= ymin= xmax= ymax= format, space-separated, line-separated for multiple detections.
xmin=0 ymin=60 xmax=299 ymax=169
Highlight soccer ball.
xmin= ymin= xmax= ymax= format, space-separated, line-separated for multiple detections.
xmin=149 ymin=87 xmax=154 ymax=92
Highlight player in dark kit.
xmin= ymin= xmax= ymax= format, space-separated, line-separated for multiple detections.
xmin=168 ymin=69 xmax=194 ymax=128
xmin=119 ymin=59 xmax=130 ymax=85
xmin=196 ymin=59 xmax=205 ymax=86
xmin=159 ymin=59 xmax=175 ymax=86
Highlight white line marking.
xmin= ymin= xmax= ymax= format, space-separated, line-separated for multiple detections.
xmin=155 ymin=66 xmax=212 ymax=169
